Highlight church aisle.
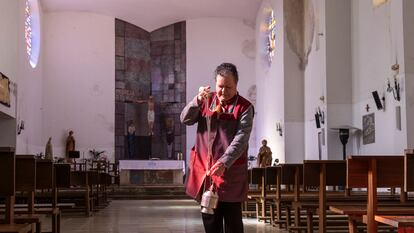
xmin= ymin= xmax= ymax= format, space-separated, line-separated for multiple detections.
xmin=52 ymin=199 xmax=286 ymax=233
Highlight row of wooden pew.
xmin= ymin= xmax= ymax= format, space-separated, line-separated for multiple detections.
xmin=0 ymin=147 xmax=119 ymax=233
xmin=246 ymin=150 xmax=414 ymax=233
xmin=0 ymin=147 xmax=33 ymax=233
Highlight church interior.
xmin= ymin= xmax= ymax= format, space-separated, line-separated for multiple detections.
xmin=1 ymin=0 xmax=414 ymax=232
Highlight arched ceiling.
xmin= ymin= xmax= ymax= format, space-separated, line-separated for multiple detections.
xmin=41 ymin=0 xmax=262 ymax=31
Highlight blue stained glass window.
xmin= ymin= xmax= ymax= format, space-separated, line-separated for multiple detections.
xmin=25 ymin=0 xmax=32 ymax=59
xmin=24 ymin=0 xmax=40 ymax=68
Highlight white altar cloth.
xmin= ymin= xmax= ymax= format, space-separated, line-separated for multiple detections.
xmin=119 ymin=160 xmax=185 ymax=173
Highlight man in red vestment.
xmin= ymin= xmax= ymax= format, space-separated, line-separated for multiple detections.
xmin=181 ymin=63 xmax=254 ymax=233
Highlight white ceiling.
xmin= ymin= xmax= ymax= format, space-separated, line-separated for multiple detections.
xmin=41 ymin=0 xmax=262 ymax=31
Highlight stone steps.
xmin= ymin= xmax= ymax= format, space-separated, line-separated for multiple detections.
xmin=108 ymin=185 xmax=188 ymax=200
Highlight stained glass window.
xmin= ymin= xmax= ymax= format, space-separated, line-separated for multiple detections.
xmin=25 ymin=0 xmax=32 ymax=59
xmin=24 ymin=0 xmax=40 ymax=68
xmin=266 ymin=10 xmax=276 ymax=65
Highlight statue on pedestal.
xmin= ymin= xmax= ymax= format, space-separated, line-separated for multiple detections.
xmin=165 ymin=118 xmax=174 ymax=159
xmin=147 ymin=96 xmax=155 ymax=136
xmin=257 ymin=139 xmax=272 ymax=167
xmin=127 ymin=121 xmax=136 ymax=159
xmin=45 ymin=137 xmax=53 ymax=160
xmin=65 ymin=130 xmax=76 ymax=163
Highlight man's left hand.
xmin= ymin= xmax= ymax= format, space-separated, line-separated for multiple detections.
xmin=207 ymin=161 xmax=226 ymax=177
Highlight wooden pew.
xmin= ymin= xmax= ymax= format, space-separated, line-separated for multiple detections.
xmin=268 ymin=164 xmax=302 ymax=228
xmin=97 ymin=172 xmax=111 ymax=206
xmin=36 ymin=159 xmax=57 ymax=208
xmin=405 ymin=149 xmax=414 ymax=193
xmin=88 ymin=171 xmax=112 ymax=212
xmin=70 ymin=171 xmax=92 ymax=216
xmin=0 ymin=147 xmax=32 ymax=233
xmin=81 ymin=160 xmax=111 ymax=210
xmin=56 ymin=164 xmax=110 ymax=216
xmin=247 ymin=167 xmax=265 ymax=220
xmin=38 ymin=161 xmax=109 ymax=217
xmin=35 ymin=159 xmax=61 ymax=233
xmin=268 ymin=166 xmax=281 ymax=226
xmin=264 ymin=163 xmax=303 ymax=230
xmin=330 ymin=155 xmax=410 ymax=233
xmin=2 ymin=157 xmax=62 ymax=233
xmin=285 ymin=160 xmax=366 ymax=233
xmin=55 ymin=163 xmax=71 ymax=192
xmin=369 ymin=149 xmax=414 ymax=232
xmin=88 ymin=170 xmax=104 ymax=209
xmin=264 ymin=166 xmax=279 ymax=225
xmin=253 ymin=166 xmax=279 ymax=222
xmin=349 ymin=155 xmax=406 ymax=233
xmin=14 ymin=155 xmax=41 ymax=233
xmin=12 ymin=160 xmax=78 ymax=233
xmin=280 ymin=163 xmax=303 ymax=229
xmin=55 ymin=163 xmax=91 ymax=216
xmin=301 ymin=160 xmax=348 ymax=233
xmin=243 ymin=169 xmax=259 ymax=217
xmin=90 ymin=163 xmax=112 ymax=209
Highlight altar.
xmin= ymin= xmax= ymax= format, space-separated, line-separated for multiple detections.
xmin=119 ymin=160 xmax=185 ymax=185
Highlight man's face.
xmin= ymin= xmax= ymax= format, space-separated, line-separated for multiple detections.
xmin=215 ymin=74 xmax=237 ymax=103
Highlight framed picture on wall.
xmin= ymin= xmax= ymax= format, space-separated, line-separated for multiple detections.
xmin=362 ymin=113 xmax=375 ymax=145
xmin=0 ymin=72 xmax=11 ymax=107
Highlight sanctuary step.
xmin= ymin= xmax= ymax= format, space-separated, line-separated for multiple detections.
xmin=108 ymin=184 xmax=188 ymax=200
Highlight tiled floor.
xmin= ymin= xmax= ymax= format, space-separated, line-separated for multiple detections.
xmin=43 ymin=199 xmax=288 ymax=233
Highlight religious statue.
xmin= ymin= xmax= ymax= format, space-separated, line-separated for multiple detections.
xmin=45 ymin=137 xmax=53 ymax=160
xmin=147 ymin=96 xmax=155 ymax=135
xmin=65 ymin=130 xmax=76 ymax=162
xmin=165 ymin=118 xmax=174 ymax=159
xmin=257 ymin=139 xmax=272 ymax=168
xmin=134 ymin=95 xmax=155 ymax=136
xmin=127 ymin=120 xmax=136 ymax=159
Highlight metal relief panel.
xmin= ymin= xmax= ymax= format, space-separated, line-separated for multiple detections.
xmin=362 ymin=113 xmax=375 ymax=145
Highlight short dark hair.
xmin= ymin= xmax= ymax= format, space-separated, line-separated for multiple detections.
xmin=214 ymin=63 xmax=239 ymax=83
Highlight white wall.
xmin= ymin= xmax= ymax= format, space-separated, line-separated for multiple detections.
xmin=255 ymin=0 xmax=285 ymax=163
xmin=16 ymin=0 xmax=45 ymax=154
xmin=304 ymin=0 xmax=327 ymax=160
xmin=43 ymin=12 xmax=115 ymax=161
xmin=325 ymin=0 xmax=353 ymax=160
xmin=186 ymin=17 xmax=256 ymax=163
xmin=0 ymin=117 xmax=16 ymax=147
xmin=403 ymin=0 xmax=414 ymax=148
xmin=304 ymin=0 xmax=409 ymax=159
xmin=351 ymin=0 xmax=406 ymax=154
xmin=0 ymin=0 xmax=19 ymax=119
xmin=254 ymin=0 xmax=411 ymax=161
xmin=256 ymin=0 xmax=307 ymax=164
xmin=0 ymin=0 xmax=45 ymax=152
xmin=283 ymin=26 xmax=305 ymax=163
